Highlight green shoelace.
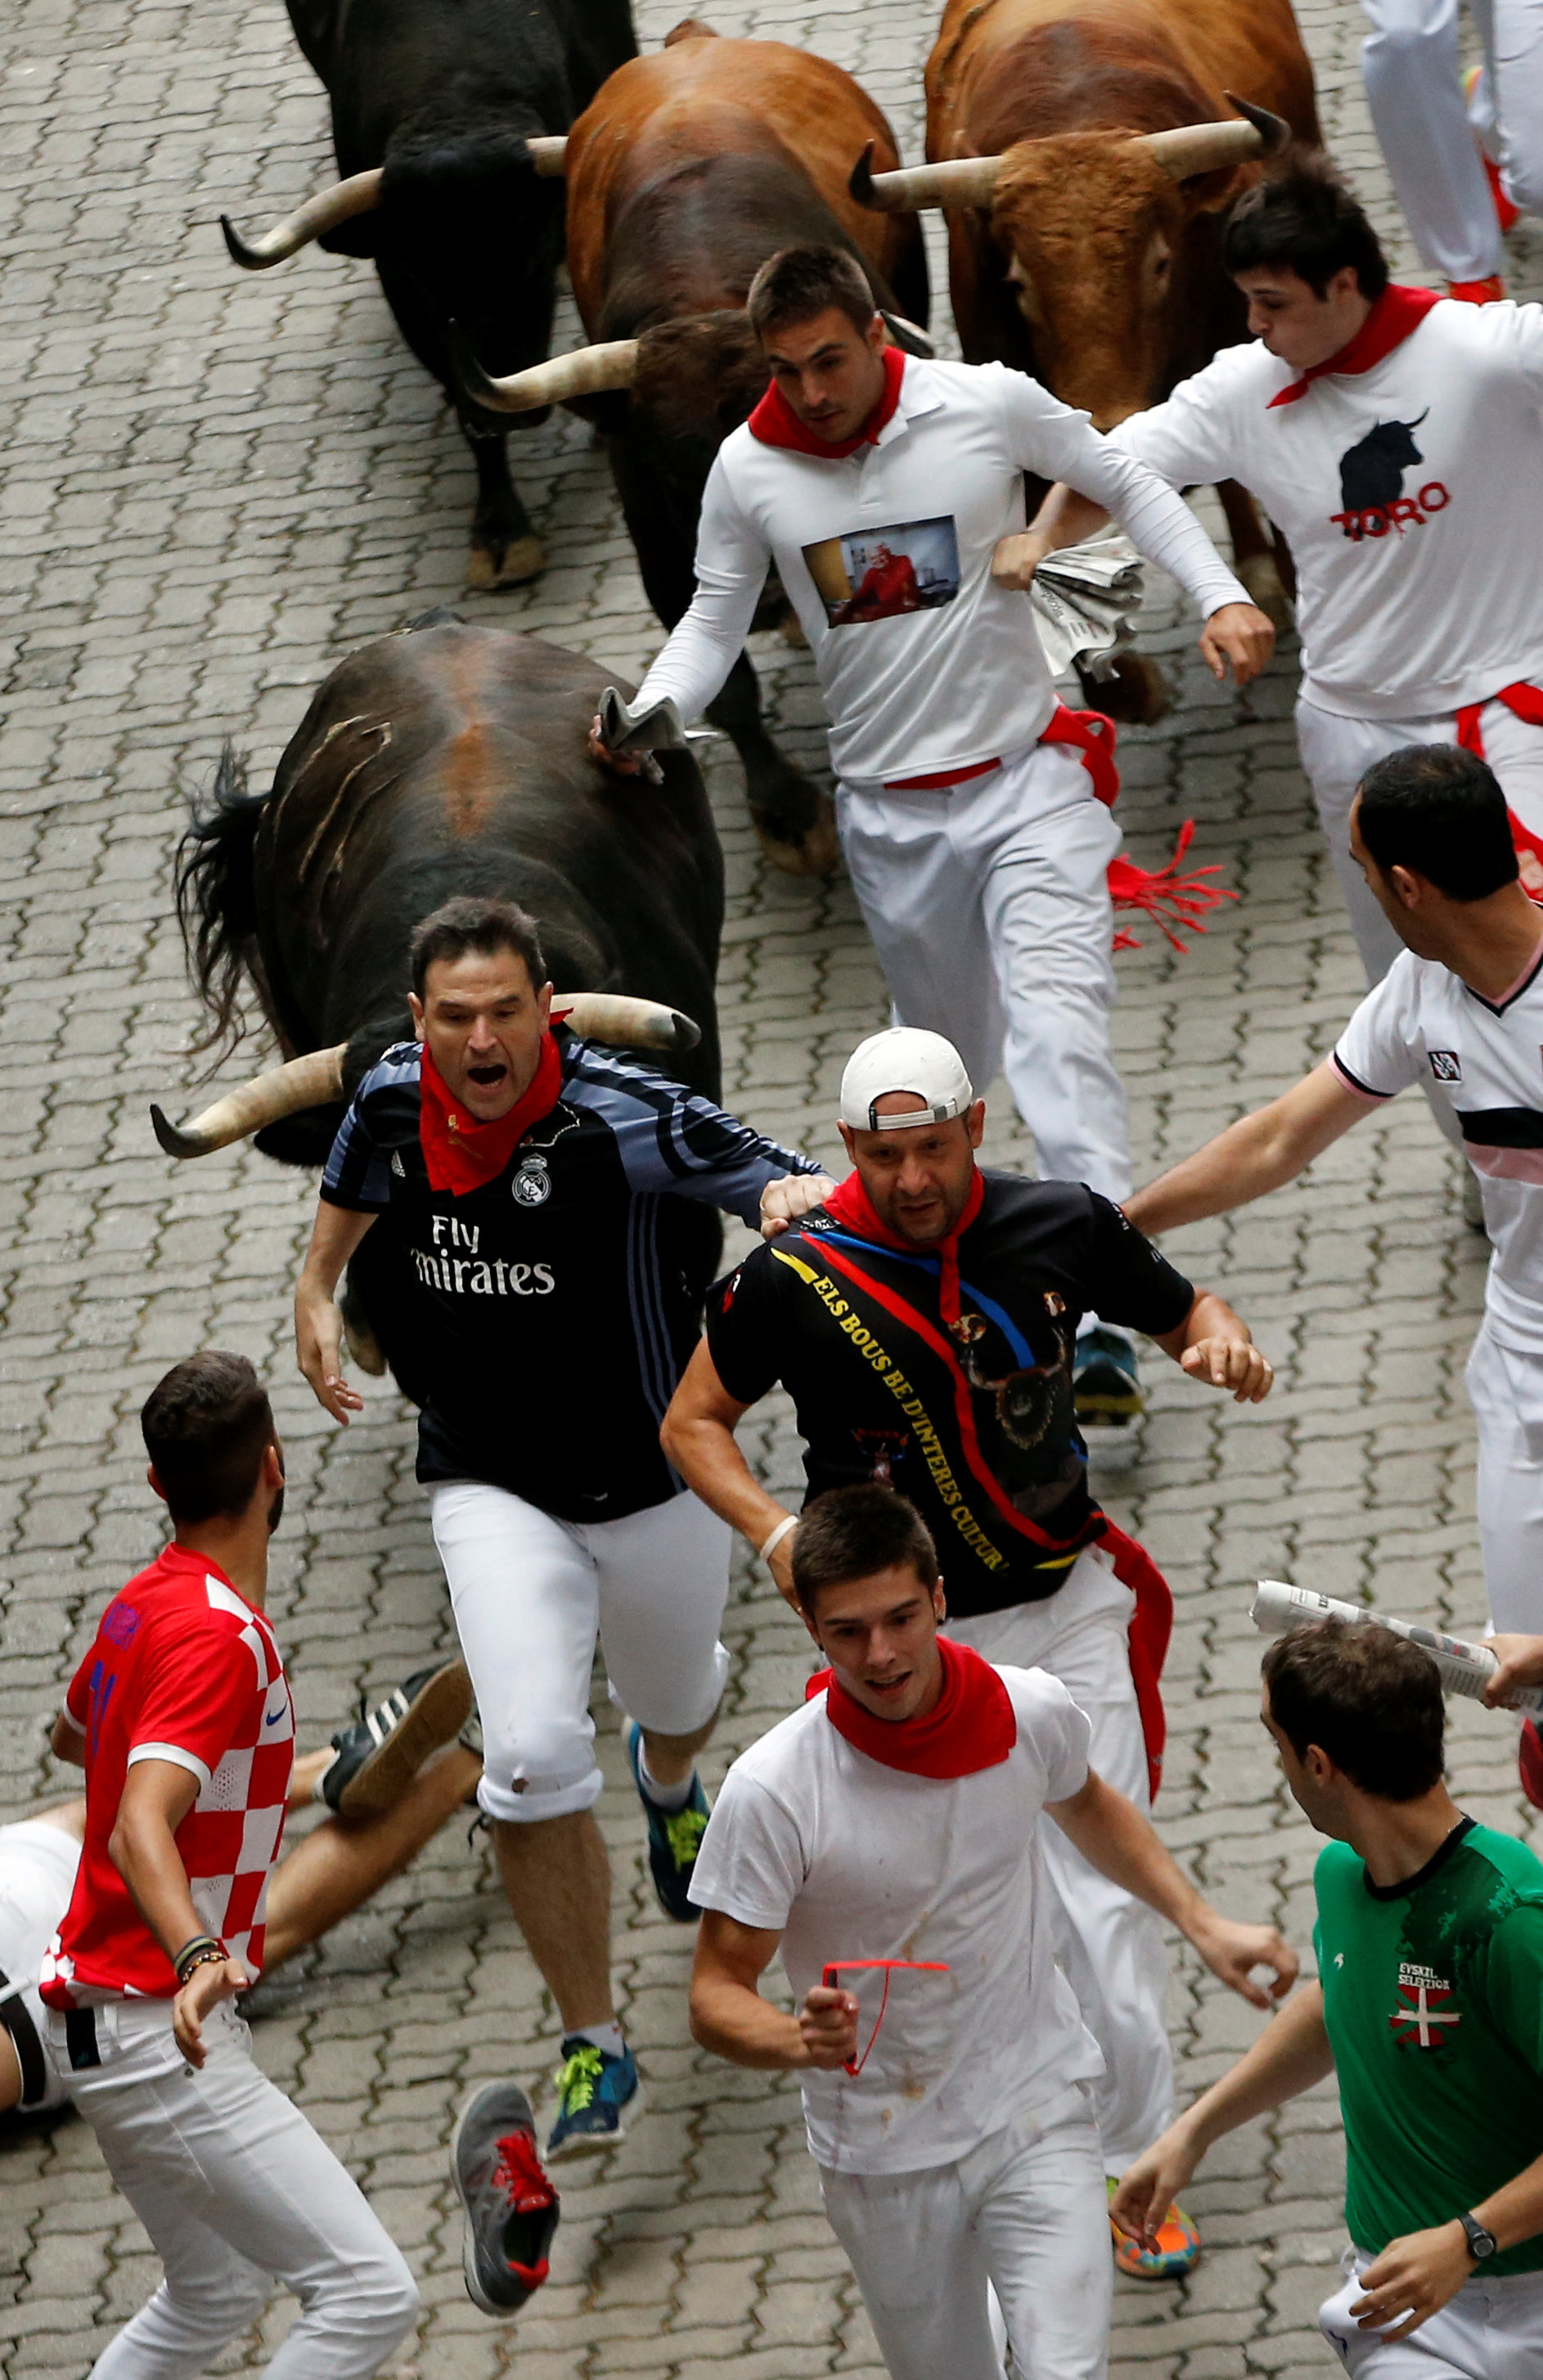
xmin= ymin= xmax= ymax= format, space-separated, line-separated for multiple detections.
xmin=554 ymin=2045 xmax=604 ymax=2112
xmin=662 ymin=1805 xmax=707 ymax=1868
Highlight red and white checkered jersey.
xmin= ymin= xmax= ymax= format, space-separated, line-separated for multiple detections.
xmin=40 ymin=1544 xmax=294 ymax=2007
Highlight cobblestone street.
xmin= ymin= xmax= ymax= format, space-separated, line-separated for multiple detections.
xmin=4 ymin=0 xmax=1543 ymax=2368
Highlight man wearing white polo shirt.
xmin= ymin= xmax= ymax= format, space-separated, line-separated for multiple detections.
xmin=599 ymin=241 xmax=1272 ymax=1420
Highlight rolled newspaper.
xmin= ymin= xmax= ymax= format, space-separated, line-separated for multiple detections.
xmin=1250 ymin=1580 xmax=1543 ymax=1713
xmin=1031 ymin=535 xmax=1146 ymax=682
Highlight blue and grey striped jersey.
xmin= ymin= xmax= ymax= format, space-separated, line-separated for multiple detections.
xmin=321 ymin=1033 xmax=819 ymax=1520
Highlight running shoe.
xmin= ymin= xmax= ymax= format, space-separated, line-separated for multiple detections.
xmin=322 ymin=1658 xmax=473 ymax=1817
xmin=625 ymin=1720 xmax=709 ymax=1922
xmin=1073 ymin=1325 xmax=1145 ymax=1427
xmin=1109 ymin=2180 xmax=1201 ymax=2279
xmin=452 ymin=2081 xmax=560 ymax=2317
xmin=546 ymin=2036 xmax=642 ymax=2160
xmin=1519 ymin=1717 xmax=1543 ymax=1811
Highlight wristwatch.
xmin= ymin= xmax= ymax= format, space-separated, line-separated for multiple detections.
xmin=1459 ymin=2211 xmax=1499 ymax=2261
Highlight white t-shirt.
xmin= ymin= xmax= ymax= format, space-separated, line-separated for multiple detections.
xmin=688 ymin=1663 xmax=1102 ymax=2175
xmin=1334 ymin=939 xmax=1543 ymax=1351
xmin=1109 ymin=299 xmax=1543 ymax=723
xmin=0 ymin=1820 xmax=79 ymax=2114
xmin=632 ymin=354 xmax=1248 ymax=785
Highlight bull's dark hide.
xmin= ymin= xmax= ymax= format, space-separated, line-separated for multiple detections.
xmin=174 ymin=616 xmax=727 ymax=1390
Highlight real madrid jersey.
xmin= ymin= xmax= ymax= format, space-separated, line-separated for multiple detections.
xmin=1332 ymin=938 xmax=1543 ymax=1352
xmin=321 ymin=1032 xmax=815 ymax=1520
xmin=1314 ymin=1821 xmax=1543 ymax=2273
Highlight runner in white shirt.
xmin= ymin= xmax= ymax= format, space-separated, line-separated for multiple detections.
xmin=687 ymin=1483 xmax=1297 ymax=2380
xmin=1028 ymin=155 xmax=1543 ymax=984
xmin=1122 ymin=743 xmax=1543 ymax=1802
xmin=596 ymin=241 xmax=1273 ymax=1420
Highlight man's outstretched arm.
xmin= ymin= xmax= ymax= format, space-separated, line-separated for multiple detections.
xmin=1112 ymin=1983 xmax=1334 ymax=2247
xmin=1124 ymin=1060 xmax=1369 ymax=1238
xmin=1047 ymin=1770 xmax=1298 ymax=2011
xmin=1151 ymin=1288 xmax=1274 ymax=1403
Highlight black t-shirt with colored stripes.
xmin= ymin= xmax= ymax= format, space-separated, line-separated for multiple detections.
xmin=706 ymin=1173 xmax=1193 ymax=1616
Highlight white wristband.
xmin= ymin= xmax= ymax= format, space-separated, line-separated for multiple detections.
xmin=760 ymin=1514 xmax=798 ymax=1565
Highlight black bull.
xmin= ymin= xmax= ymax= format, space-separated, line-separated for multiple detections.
xmin=238 ymin=0 xmax=637 ymax=587
xmin=174 ymin=617 xmax=727 ymax=1392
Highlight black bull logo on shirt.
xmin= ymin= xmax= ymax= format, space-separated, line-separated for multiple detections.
xmin=1330 ymin=411 xmax=1451 ymax=541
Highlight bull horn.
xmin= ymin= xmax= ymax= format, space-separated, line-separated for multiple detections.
xmin=551 ymin=993 xmax=701 ymax=1055
xmin=527 ymin=135 xmax=568 ymax=176
xmin=1136 ymin=95 xmax=1291 ymax=181
xmin=850 ymin=137 xmax=1001 ymax=215
xmin=448 ymin=322 xmax=641 ymax=414
xmin=151 ymin=1045 xmax=349 ymax=1160
xmin=221 ymin=169 xmax=385 ymax=270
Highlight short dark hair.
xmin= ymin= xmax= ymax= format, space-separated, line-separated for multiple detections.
xmin=790 ymin=1484 xmax=940 ymax=1613
xmin=142 ymin=1352 xmax=277 ymax=1525
xmin=409 ymin=897 xmax=547 ymax=1001
xmin=747 ymin=245 xmax=877 ymax=344
xmin=1262 ymin=1616 xmax=1445 ymax=1801
xmin=1356 ymin=744 xmax=1518 ymax=900
xmin=1222 ymin=151 xmax=1389 ymax=300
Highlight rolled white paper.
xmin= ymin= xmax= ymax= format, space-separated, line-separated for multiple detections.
xmin=1249 ymin=1579 xmax=1543 ymax=1714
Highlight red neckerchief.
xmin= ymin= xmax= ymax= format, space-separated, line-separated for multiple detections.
xmin=822 ymin=1164 xmax=985 ymax=1326
xmin=1267 ymin=284 xmax=1440 ymax=408
xmin=805 ymin=1634 xmax=1015 ymax=1778
xmin=417 ymin=1033 xmax=562 ymax=1195
xmin=749 ymin=344 xmax=906 ymax=457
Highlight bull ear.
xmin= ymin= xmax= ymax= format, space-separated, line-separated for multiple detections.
xmin=1176 ymin=163 xmax=1252 ymax=216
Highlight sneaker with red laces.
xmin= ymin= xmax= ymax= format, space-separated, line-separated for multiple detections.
xmin=1110 ymin=2183 xmax=1202 ymax=2280
xmin=1447 ymin=275 xmax=1508 ymax=304
xmin=452 ymin=2083 xmax=560 ymax=2317
xmin=1519 ymin=1718 xmax=1543 ymax=1811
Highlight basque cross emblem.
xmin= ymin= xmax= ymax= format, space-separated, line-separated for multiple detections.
xmin=1388 ymin=1980 xmax=1460 ymax=2047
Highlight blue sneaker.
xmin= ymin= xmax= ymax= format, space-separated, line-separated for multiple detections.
xmin=546 ymin=2037 xmax=641 ymax=2161
xmin=1073 ymin=1324 xmax=1144 ymax=1427
xmin=625 ymin=1721 xmax=709 ymax=1923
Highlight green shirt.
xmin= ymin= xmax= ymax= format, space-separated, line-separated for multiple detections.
xmin=1314 ymin=1817 xmax=1543 ymax=2275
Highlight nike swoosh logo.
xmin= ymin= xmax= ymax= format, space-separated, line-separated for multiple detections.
xmin=264 ymin=1707 xmax=286 ymax=1727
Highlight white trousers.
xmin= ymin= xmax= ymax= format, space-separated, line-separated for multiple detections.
xmin=52 ymin=2000 xmax=417 ymax=2380
xmin=945 ymin=1546 xmax=1172 ymax=2171
xmin=1361 ymin=0 xmax=1543 ymax=280
xmin=1295 ymin=695 xmax=1543 ymax=983
xmin=1464 ymin=1317 xmax=1543 ymax=1633
xmin=837 ymin=740 xmax=1131 ymax=1201
xmin=430 ymin=1481 xmax=731 ymax=1823
xmin=1320 ymin=2247 xmax=1543 ymax=2376
xmin=819 ymin=2091 xmax=1113 ymax=2380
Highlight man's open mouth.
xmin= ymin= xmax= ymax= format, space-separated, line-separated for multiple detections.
xmin=467 ymin=1063 xmax=507 ymax=1087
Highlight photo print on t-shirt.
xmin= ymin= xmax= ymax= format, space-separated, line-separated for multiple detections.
xmin=803 ymin=515 xmax=960 ymax=628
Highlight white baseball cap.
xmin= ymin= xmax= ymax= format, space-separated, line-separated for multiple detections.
xmin=839 ymin=1028 xmax=975 ymax=1132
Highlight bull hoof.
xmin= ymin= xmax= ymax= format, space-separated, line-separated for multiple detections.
xmin=343 ymin=1311 xmax=388 ymax=1377
xmin=753 ymin=790 xmax=840 ymax=877
xmin=1235 ymin=551 xmax=1293 ymax=634
xmin=1083 ymin=650 xmax=1172 ymax=728
xmin=466 ymin=533 xmax=546 ymax=591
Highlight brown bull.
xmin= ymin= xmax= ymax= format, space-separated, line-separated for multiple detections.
xmin=854 ymin=0 xmax=1320 ymax=649
xmin=448 ymin=22 xmax=929 ymax=875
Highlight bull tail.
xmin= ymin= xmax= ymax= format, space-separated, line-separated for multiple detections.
xmin=173 ymin=743 xmax=268 ymax=1061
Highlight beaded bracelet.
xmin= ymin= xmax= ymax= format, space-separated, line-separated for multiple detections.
xmin=173 ymin=1934 xmax=224 ymax=1984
